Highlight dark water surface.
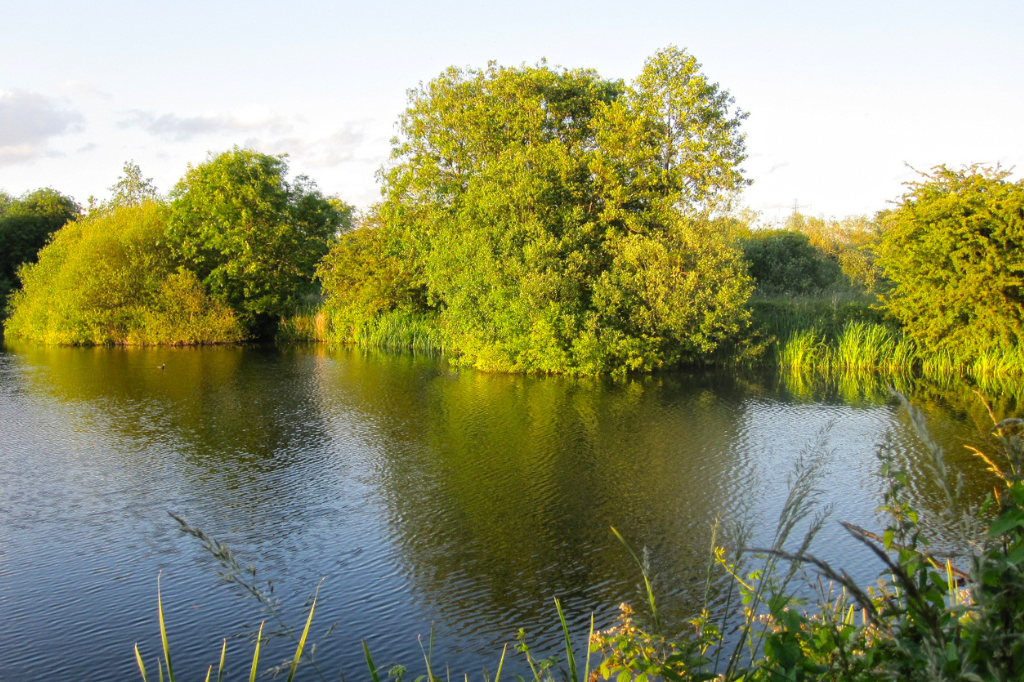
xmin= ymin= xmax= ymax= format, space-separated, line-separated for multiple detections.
xmin=0 ymin=343 xmax=1005 ymax=680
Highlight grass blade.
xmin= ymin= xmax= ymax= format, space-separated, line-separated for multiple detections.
xmin=419 ymin=629 xmax=437 ymax=682
xmin=494 ymin=643 xmax=508 ymax=682
xmin=250 ymin=621 xmax=264 ymax=682
xmin=134 ymin=643 xmax=148 ymax=682
xmin=203 ymin=665 xmax=212 ymax=682
xmin=157 ymin=573 xmax=176 ymax=682
xmin=217 ymin=639 xmax=226 ymax=682
xmin=286 ymin=595 xmax=318 ymax=682
xmin=362 ymin=639 xmax=381 ymax=682
xmin=554 ymin=598 xmax=578 ymax=682
xmin=610 ymin=526 xmax=660 ymax=633
xmin=583 ymin=613 xmax=594 ymax=682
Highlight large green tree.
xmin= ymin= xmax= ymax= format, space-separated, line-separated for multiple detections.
xmin=167 ymin=147 xmax=351 ymax=335
xmin=877 ymin=165 xmax=1024 ymax=357
xmin=323 ymin=47 xmax=751 ymax=373
xmin=0 ymin=188 xmax=79 ymax=315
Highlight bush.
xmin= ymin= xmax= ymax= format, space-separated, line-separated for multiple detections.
xmin=0 ymin=188 xmax=79 ymax=315
xmin=5 ymin=202 xmax=242 ymax=345
xmin=740 ymin=229 xmax=843 ymax=295
xmin=877 ymin=165 xmax=1024 ymax=360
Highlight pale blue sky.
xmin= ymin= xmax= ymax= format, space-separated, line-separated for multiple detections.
xmin=1 ymin=0 xmax=1021 ymax=220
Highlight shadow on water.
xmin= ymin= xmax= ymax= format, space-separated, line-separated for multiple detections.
xmin=0 ymin=341 xmax=1013 ymax=679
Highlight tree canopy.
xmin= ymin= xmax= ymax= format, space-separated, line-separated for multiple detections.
xmin=322 ymin=47 xmax=752 ymax=374
xmin=0 ymin=188 xmax=80 ymax=315
xmin=877 ymin=165 xmax=1024 ymax=357
xmin=108 ymin=160 xmax=159 ymax=208
xmin=5 ymin=202 xmax=242 ymax=345
xmin=168 ymin=147 xmax=352 ymax=335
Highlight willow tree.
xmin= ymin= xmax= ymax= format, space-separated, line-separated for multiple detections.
xmin=323 ymin=47 xmax=752 ymax=373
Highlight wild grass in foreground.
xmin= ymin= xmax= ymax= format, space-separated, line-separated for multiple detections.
xmin=138 ymin=396 xmax=1024 ymax=681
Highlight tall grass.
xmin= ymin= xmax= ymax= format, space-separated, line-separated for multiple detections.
xmin=759 ymin=296 xmax=1024 ymax=381
xmin=281 ymin=304 xmax=446 ymax=352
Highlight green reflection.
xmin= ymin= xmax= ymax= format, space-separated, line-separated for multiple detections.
xmin=3 ymin=340 xmax=1013 ymax=641
xmin=310 ymin=354 xmax=773 ymax=628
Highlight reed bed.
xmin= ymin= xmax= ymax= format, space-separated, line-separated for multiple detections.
xmin=774 ymin=317 xmax=1024 ymax=381
xmin=279 ymin=305 xmax=445 ymax=352
xmin=346 ymin=309 xmax=445 ymax=352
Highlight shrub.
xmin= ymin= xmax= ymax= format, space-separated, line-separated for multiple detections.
xmin=5 ymin=202 xmax=242 ymax=345
xmin=0 ymin=187 xmax=79 ymax=315
xmin=740 ymin=229 xmax=843 ymax=295
xmin=877 ymin=165 xmax=1024 ymax=360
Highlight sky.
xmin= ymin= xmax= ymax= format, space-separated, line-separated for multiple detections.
xmin=1 ymin=0 xmax=1021 ymax=221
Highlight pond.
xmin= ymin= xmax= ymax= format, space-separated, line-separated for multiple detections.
xmin=0 ymin=342 xmax=1009 ymax=680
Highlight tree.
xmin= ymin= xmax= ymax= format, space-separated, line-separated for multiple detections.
xmin=167 ymin=147 xmax=351 ymax=335
xmin=322 ymin=47 xmax=751 ymax=373
xmin=108 ymin=160 xmax=159 ymax=207
xmin=5 ymin=202 xmax=241 ymax=345
xmin=739 ymin=229 xmax=842 ymax=295
xmin=877 ymin=165 xmax=1024 ymax=357
xmin=0 ymin=188 xmax=79 ymax=315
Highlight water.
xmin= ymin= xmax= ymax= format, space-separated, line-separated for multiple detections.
xmin=0 ymin=342 xmax=1006 ymax=680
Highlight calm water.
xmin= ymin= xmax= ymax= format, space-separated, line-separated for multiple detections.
xmin=0 ymin=343 xmax=1005 ymax=680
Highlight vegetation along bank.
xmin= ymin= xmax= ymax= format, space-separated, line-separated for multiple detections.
xmin=2 ymin=47 xmax=1022 ymax=379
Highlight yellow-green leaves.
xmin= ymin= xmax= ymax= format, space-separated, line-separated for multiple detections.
xmin=324 ymin=48 xmax=751 ymax=375
xmin=877 ymin=165 xmax=1024 ymax=362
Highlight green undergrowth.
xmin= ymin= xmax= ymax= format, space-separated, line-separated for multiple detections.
xmin=748 ymin=296 xmax=1024 ymax=382
xmin=279 ymin=305 xmax=445 ymax=352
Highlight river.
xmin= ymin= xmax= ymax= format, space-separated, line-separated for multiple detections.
xmin=0 ymin=342 xmax=1008 ymax=680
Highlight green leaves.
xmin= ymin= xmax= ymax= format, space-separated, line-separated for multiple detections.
xmin=324 ymin=47 xmax=752 ymax=374
xmin=878 ymin=165 xmax=1024 ymax=362
xmin=168 ymin=147 xmax=350 ymax=333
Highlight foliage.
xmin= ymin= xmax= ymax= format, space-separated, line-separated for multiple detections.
xmin=877 ymin=165 xmax=1024 ymax=360
xmin=5 ymin=202 xmax=242 ymax=345
xmin=321 ymin=47 xmax=752 ymax=374
xmin=168 ymin=147 xmax=351 ymax=335
xmin=0 ymin=187 xmax=79 ymax=316
xmin=316 ymin=218 xmax=430 ymax=341
xmin=739 ymin=230 xmax=843 ymax=295
xmin=788 ymin=213 xmax=887 ymax=293
xmin=109 ymin=160 xmax=160 ymax=208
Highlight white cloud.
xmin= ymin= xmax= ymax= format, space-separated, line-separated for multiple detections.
xmin=0 ymin=90 xmax=84 ymax=166
xmin=56 ymin=79 xmax=111 ymax=100
xmin=245 ymin=123 xmax=370 ymax=168
xmin=117 ymin=109 xmax=293 ymax=142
